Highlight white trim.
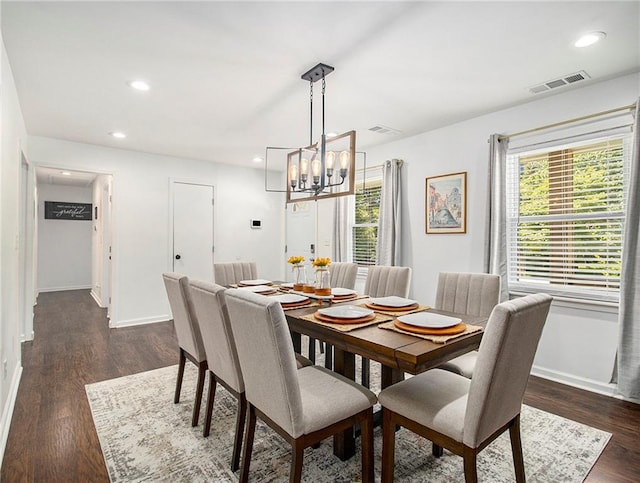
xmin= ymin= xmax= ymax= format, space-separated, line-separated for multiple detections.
xmin=110 ymin=314 xmax=171 ymax=329
xmin=531 ymin=365 xmax=617 ymax=398
xmin=38 ymin=284 xmax=92 ymax=293
xmin=90 ymin=289 xmax=105 ymax=308
xmin=0 ymin=364 xmax=23 ymax=469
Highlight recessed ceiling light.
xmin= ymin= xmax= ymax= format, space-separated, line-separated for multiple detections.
xmin=252 ymin=157 xmax=263 ymax=163
xmin=574 ymin=31 xmax=606 ymax=48
xmin=109 ymin=131 xmax=126 ymax=139
xmin=128 ymin=80 xmax=150 ymax=91
xmin=61 ymin=171 xmax=71 ymax=176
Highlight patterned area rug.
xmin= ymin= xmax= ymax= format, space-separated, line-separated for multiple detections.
xmin=86 ymin=358 xmax=610 ymax=482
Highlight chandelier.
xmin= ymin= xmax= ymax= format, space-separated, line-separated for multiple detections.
xmin=265 ymin=63 xmax=356 ymax=203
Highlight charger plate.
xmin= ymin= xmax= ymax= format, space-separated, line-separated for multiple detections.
xmin=393 ymin=319 xmax=467 ymax=335
xmin=314 ymin=312 xmax=376 ymax=325
xmin=366 ymin=302 xmax=420 ymax=312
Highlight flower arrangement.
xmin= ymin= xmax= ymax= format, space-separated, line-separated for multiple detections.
xmin=312 ymin=257 xmax=331 ymax=269
xmin=287 ymin=255 xmax=305 ymax=265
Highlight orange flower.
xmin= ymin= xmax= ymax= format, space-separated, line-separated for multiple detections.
xmin=312 ymin=257 xmax=331 ymax=268
xmin=287 ymin=255 xmax=305 ymax=265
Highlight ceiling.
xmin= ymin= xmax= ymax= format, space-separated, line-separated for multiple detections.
xmin=2 ymin=1 xmax=639 ymax=179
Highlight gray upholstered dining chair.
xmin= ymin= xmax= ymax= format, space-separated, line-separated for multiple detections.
xmin=435 ymin=272 xmax=501 ymax=379
xmin=213 ymin=261 xmax=258 ymax=286
xmin=187 ymin=280 xmax=246 ymax=471
xmin=360 ymin=265 xmax=412 ymax=386
xmin=162 ymin=272 xmax=207 ymax=427
xmin=224 ymin=288 xmax=377 ymax=483
xmin=378 ymin=293 xmax=552 ymax=483
xmin=330 ymin=262 xmax=358 ymax=289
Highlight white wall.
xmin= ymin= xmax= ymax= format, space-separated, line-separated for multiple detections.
xmin=335 ymin=73 xmax=639 ymax=394
xmin=0 ymin=33 xmax=28 ymax=467
xmin=37 ymin=184 xmax=93 ymax=292
xmin=27 ymin=137 xmax=286 ymax=327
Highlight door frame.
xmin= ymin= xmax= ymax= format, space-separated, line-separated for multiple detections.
xmin=168 ymin=178 xmax=216 ymax=274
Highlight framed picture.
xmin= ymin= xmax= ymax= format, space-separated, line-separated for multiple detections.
xmin=426 ymin=171 xmax=467 ymax=234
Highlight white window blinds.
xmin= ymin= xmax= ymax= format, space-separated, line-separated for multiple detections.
xmin=506 ymin=132 xmax=632 ymax=302
xmin=352 ymin=179 xmax=381 ymax=266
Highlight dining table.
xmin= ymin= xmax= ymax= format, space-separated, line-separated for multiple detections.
xmin=283 ymin=295 xmax=488 ymax=461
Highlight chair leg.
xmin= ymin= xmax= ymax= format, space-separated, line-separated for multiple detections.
xmin=231 ymin=394 xmax=247 ymax=472
xmin=290 ymin=440 xmax=304 ymax=483
xmin=381 ymin=408 xmax=396 ymax=483
xmin=174 ymin=348 xmax=186 ymax=403
xmin=203 ymin=372 xmax=217 ymax=437
xmin=192 ymin=360 xmax=207 ymax=427
xmin=432 ymin=443 xmax=444 ymax=458
xmin=463 ymin=446 xmax=478 ymax=483
xmin=509 ymin=414 xmax=526 ymax=483
xmin=308 ymin=337 xmax=316 ymax=363
xmin=324 ymin=343 xmax=333 ymax=370
xmin=361 ymin=357 xmax=370 ymax=388
xmin=360 ymin=409 xmax=374 ymax=483
xmin=239 ymin=404 xmax=257 ymax=482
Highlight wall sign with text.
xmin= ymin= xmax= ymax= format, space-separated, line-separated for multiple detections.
xmin=44 ymin=201 xmax=93 ymax=221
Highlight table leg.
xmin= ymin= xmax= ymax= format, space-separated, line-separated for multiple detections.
xmin=381 ymin=365 xmax=405 ymax=389
xmin=290 ymin=331 xmax=301 ymax=354
xmin=332 ymin=347 xmax=356 ymax=461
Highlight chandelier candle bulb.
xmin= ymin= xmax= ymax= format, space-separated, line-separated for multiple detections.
xmin=289 ymin=163 xmax=298 ymax=189
xmin=300 ymin=158 xmax=309 ymax=184
xmin=339 ymin=150 xmax=350 ymax=177
xmin=312 ymin=158 xmax=321 ymax=184
xmin=326 ymin=151 xmax=336 ymax=177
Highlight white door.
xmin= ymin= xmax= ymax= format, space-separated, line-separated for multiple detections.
xmin=173 ymin=181 xmax=214 ymax=281
xmin=285 ymin=201 xmax=316 ymax=282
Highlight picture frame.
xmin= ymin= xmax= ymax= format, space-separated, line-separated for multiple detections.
xmin=425 ymin=171 xmax=467 ymax=234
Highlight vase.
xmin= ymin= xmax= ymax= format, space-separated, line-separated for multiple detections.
xmin=292 ymin=264 xmax=306 ymax=291
xmin=314 ymin=267 xmax=331 ymax=296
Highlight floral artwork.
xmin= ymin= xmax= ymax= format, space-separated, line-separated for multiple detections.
xmin=426 ymin=172 xmax=467 ymax=234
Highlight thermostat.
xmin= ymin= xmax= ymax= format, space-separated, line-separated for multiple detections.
xmin=250 ymin=219 xmax=262 ymax=229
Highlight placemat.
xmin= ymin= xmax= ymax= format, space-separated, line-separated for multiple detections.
xmin=357 ymin=303 xmax=431 ymax=317
xmin=378 ymin=321 xmax=483 ymax=343
xmin=299 ymin=311 xmax=393 ymax=332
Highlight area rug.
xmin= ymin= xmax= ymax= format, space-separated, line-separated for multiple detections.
xmin=86 ymin=359 xmax=610 ymax=482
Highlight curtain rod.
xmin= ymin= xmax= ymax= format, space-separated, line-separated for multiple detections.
xmin=498 ymin=102 xmax=637 ymax=141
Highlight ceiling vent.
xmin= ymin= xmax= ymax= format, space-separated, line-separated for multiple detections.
xmin=528 ymin=70 xmax=590 ymax=95
xmin=368 ymin=125 xmax=402 ymax=135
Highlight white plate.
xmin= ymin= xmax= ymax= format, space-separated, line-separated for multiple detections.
xmin=369 ymin=296 xmax=417 ymax=308
xmin=239 ymin=279 xmax=272 ymax=286
xmin=397 ymin=312 xmax=461 ymax=328
xmin=272 ymin=294 xmax=308 ymax=304
xmin=332 ymin=287 xmax=357 ymax=296
xmin=280 ymin=282 xmax=294 ymax=289
xmin=238 ymin=285 xmax=274 ymax=293
xmin=317 ymin=305 xmax=373 ymax=319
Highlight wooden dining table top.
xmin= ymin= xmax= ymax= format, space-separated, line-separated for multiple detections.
xmin=284 ymin=301 xmax=488 ymax=376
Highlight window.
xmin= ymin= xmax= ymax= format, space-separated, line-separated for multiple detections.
xmin=352 ymin=178 xmax=381 ymax=266
xmin=506 ymin=134 xmax=631 ymax=302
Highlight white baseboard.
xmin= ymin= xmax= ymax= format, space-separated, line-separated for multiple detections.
xmin=38 ymin=285 xmax=92 ymax=293
xmin=90 ymin=289 xmax=105 ymax=308
xmin=531 ymin=365 xmax=618 ymax=398
xmin=0 ymin=364 xmax=23 ymax=469
xmin=110 ymin=314 xmax=171 ymax=329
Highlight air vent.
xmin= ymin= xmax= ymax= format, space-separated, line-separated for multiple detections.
xmin=528 ymin=70 xmax=590 ymax=95
xmin=368 ymin=125 xmax=402 ymax=135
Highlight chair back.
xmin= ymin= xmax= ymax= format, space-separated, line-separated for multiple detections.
xmin=188 ymin=280 xmax=244 ymax=393
xmin=214 ymin=261 xmax=258 ymax=286
xmin=435 ymin=272 xmax=500 ymax=317
xmin=364 ymin=265 xmax=411 ymax=297
xmin=225 ymin=288 xmax=304 ymax=437
xmin=162 ymin=272 xmax=206 ymax=362
xmin=463 ymin=293 xmax=552 ymax=448
xmin=330 ymin=262 xmax=358 ymax=289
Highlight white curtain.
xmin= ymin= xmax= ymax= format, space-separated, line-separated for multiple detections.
xmin=617 ymin=99 xmax=640 ymax=400
xmin=484 ymin=134 xmax=509 ymax=302
xmin=376 ymin=159 xmax=403 ymax=266
xmin=331 ymin=196 xmax=351 ymax=262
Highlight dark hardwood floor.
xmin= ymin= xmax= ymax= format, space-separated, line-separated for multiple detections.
xmin=2 ymin=289 xmax=639 ymax=482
